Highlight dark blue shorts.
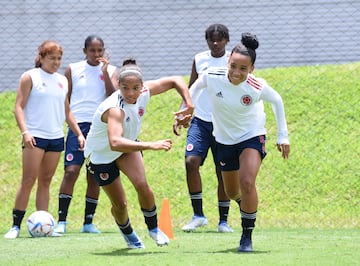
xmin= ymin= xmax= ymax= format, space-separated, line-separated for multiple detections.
xmin=64 ymin=122 xmax=91 ymax=167
xmin=25 ymin=137 xmax=64 ymax=152
xmin=185 ymin=117 xmax=217 ymax=165
xmin=87 ymin=161 xmax=119 ymax=186
xmin=216 ymin=135 xmax=267 ymax=171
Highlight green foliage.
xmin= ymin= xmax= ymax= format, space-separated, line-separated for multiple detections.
xmin=0 ymin=63 xmax=359 ymax=235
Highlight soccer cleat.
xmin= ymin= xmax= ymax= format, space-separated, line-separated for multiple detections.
xmin=148 ymin=228 xmax=170 ymax=246
xmin=122 ymin=231 xmax=145 ymax=249
xmin=217 ymin=221 xmax=234 ymax=233
xmin=181 ymin=215 xmax=208 ymax=232
xmin=238 ymin=234 xmax=253 ymax=252
xmin=50 ymin=231 xmax=63 ymax=237
xmin=4 ymin=226 xmax=20 ymax=239
xmin=54 ymin=221 xmax=67 ymax=234
xmin=80 ymin=223 xmax=101 ymax=234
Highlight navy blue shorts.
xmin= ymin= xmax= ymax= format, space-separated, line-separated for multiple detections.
xmin=64 ymin=122 xmax=91 ymax=167
xmin=25 ymin=137 xmax=64 ymax=152
xmin=185 ymin=117 xmax=217 ymax=165
xmin=87 ymin=161 xmax=119 ymax=186
xmin=216 ymin=135 xmax=267 ymax=171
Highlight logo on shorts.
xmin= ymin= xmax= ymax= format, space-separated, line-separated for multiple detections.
xmin=186 ymin=143 xmax=194 ymax=151
xmin=99 ymin=173 xmax=109 ymax=181
xmin=241 ymin=95 xmax=252 ymax=105
xmin=66 ymin=153 xmax=74 ymax=162
xmin=220 ymin=161 xmax=226 ymax=166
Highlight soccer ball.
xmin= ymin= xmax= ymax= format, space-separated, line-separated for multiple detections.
xmin=27 ymin=210 xmax=55 ymax=237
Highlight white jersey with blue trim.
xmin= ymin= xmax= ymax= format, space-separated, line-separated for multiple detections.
xmin=192 ymin=50 xmax=230 ymax=122
xmin=69 ymin=60 xmax=116 ymax=123
xmin=24 ymin=68 xmax=68 ymax=139
xmin=190 ymin=66 xmax=289 ymax=145
xmin=84 ymin=87 xmax=151 ymax=164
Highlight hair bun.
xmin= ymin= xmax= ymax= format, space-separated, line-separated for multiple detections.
xmin=241 ymin=32 xmax=259 ymax=50
xmin=122 ymin=58 xmax=137 ymax=66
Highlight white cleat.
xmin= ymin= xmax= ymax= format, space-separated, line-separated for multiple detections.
xmin=217 ymin=222 xmax=234 ymax=233
xmin=4 ymin=226 xmax=20 ymax=239
xmin=148 ymin=228 xmax=170 ymax=246
xmin=182 ymin=216 xmax=208 ymax=232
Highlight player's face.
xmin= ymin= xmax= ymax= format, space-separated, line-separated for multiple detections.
xmin=119 ymin=75 xmax=143 ymax=104
xmin=40 ymin=51 xmax=62 ymax=74
xmin=207 ymin=32 xmax=228 ymax=58
xmin=227 ymin=52 xmax=254 ymax=85
xmin=84 ymin=39 xmax=105 ymax=66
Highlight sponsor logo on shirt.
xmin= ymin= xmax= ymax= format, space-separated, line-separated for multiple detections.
xmin=216 ymin=91 xmax=223 ymax=98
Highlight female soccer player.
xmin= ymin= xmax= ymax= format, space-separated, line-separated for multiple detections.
xmin=176 ymin=24 xmax=233 ymax=233
xmin=4 ymin=40 xmax=84 ymax=239
xmin=189 ymin=32 xmax=290 ymax=252
xmin=54 ymin=35 xmax=118 ymax=234
xmin=84 ymin=59 xmax=193 ymax=248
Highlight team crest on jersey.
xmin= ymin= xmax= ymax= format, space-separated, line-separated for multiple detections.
xmin=186 ymin=143 xmax=194 ymax=151
xmin=58 ymin=83 xmax=63 ymax=89
xmin=99 ymin=74 xmax=104 ymax=81
xmin=241 ymin=95 xmax=252 ymax=105
xmin=99 ymin=173 xmax=109 ymax=181
xmin=138 ymin=107 xmax=145 ymax=117
xmin=66 ymin=153 xmax=74 ymax=162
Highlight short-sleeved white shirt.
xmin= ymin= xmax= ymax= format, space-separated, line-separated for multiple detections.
xmin=84 ymin=88 xmax=151 ymax=164
xmin=192 ymin=50 xmax=230 ymax=122
xmin=69 ymin=60 xmax=116 ymax=122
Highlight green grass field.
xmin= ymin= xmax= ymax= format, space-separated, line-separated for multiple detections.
xmin=1 ymin=228 xmax=359 ymax=266
xmin=0 ymin=63 xmax=359 ymax=265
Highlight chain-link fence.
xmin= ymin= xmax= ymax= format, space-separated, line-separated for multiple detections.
xmin=0 ymin=1 xmax=359 ymax=232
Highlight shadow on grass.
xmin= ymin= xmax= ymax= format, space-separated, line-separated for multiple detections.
xmin=92 ymin=249 xmax=167 ymax=257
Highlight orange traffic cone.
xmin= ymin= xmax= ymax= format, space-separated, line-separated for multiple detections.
xmin=158 ymin=198 xmax=174 ymax=239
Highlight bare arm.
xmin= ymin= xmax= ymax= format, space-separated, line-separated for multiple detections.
xmin=14 ymin=72 xmax=36 ymax=148
xmin=64 ymin=66 xmax=73 ymax=102
xmin=98 ymin=57 xmax=117 ymax=96
xmin=65 ymin=97 xmax=85 ymax=149
xmin=104 ymin=107 xmax=172 ymax=153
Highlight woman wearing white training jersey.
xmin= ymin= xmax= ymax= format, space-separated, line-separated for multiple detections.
xmin=54 ymin=35 xmax=118 ymax=235
xmin=85 ymin=59 xmax=193 ymax=249
xmin=189 ymin=32 xmax=290 ymax=252
xmin=4 ymin=40 xmax=84 ymax=239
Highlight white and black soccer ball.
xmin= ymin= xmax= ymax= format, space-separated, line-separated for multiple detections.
xmin=27 ymin=210 xmax=55 ymax=237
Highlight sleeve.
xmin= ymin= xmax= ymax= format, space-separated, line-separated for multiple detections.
xmin=189 ymin=73 xmax=207 ymax=104
xmin=260 ymin=83 xmax=289 ymax=144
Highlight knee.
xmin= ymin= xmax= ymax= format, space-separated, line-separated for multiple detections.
xmin=111 ymin=200 xmax=127 ymax=216
xmin=224 ymin=188 xmax=241 ymax=201
xmin=240 ymin=177 xmax=256 ymax=195
xmin=185 ymin=156 xmax=201 ymax=172
xmin=64 ymin=167 xmax=80 ymax=182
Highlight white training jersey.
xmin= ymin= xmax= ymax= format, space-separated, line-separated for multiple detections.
xmin=24 ymin=68 xmax=68 ymax=139
xmin=190 ymin=66 xmax=289 ymax=145
xmin=69 ymin=60 xmax=116 ymax=122
xmin=192 ymin=50 xmax=230 ymax=122
xmin=84 ymin=87 xmax=151 ymax=164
